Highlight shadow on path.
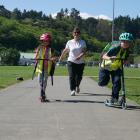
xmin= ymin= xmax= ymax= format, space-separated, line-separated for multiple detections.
xmin=45 ymin=99 xmax=140 ymax=111
xmin=47 ymin=99 xmax=104 ymax=104
xmin=103 ymin=104 xmax=140 ymax=111
xmin=126 ymin=105 xmax=140 ymax=111
xmin=78 ymin=92 xmax=110 ymax=97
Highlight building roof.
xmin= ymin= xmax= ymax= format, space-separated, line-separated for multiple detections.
xmin=20 ymin=52 xmax=35 ymax=59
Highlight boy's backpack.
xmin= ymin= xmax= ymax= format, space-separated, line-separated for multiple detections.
xmin=99 ymin=41 xmax=120 ymax=68
xmin=102 ymin=41 xmax=120 ymax=54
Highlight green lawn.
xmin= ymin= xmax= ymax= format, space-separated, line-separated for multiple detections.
xmin=0 ymin=66 xmax=33 ymax=89
xmin=0 ymin=65 xmax=140 ymax=104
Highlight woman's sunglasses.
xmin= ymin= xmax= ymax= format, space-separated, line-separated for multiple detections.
xmin=73 ymin=31 xmax=80 ymax=34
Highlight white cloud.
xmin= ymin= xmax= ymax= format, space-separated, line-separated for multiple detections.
xmin=51 ymin=12 xmax=112 ymax=20
xmin=51 ymin=13 xmax=57 ymax=18
xmin=80 ymin=12 xmax=112 ymax=20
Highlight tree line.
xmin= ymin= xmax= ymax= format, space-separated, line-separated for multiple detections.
xmin=0 ymin=5 xmax=140 ymax=65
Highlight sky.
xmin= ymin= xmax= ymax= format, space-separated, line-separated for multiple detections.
xmin=1 ymin=0 xmax=140 ymax=20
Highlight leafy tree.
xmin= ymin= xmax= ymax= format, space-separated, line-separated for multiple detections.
xmin=64 ymin=8 xmax=69 ymax=18
xmin=131 ymin=17 xmax=140 ymax=39
xmin=0 ymin=5 xmax=11 ymax=18
xmin=134 ymin=39 xmax=140 ymax=54
xmin=96 ymin=19 xmax=112 ymax=41
xmin=0 ymin=5 xmax=140 ymax=55
xmin=70 ymin=8 xmax=81 ymax=25
xmin=0 ymin=48 xmax=20 ymax=65
xmin=56 ymin=8 xmax=65 ymax=20
xmin=11 ymin=8 xmax=22 ymax=20
xmin=84 ymin=17 xmax=98 ymax=36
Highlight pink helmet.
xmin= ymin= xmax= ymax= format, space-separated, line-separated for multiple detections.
xmin=40 ymin=33 xmax=51 ymax=42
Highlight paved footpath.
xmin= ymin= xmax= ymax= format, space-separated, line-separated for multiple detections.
xmin=0 ymin=76 xmax=140 ymax=140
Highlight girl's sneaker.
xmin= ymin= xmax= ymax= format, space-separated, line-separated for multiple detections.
xmin=39 ymin=96 xmax=49 ymax=103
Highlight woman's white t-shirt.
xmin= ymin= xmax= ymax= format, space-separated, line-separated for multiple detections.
xmin=65 ymin=39 xmax=86 ymax=64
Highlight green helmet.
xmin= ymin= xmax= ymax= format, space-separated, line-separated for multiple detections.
xmin=119 ymin=32 xmax=133 ymax=41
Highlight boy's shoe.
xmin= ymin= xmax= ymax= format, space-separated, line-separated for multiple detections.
xmin=76 ymin=87 xmax=80 ymax=93
xmin=118 ymin=97 xmax=125 ymax=106
xmin=71 ymin=90 xmax=75 ymax=96
xmin=105 ymin=99 xmax=114 ymax=106
xmin=105 ymin=98 xmax=118 ymax=106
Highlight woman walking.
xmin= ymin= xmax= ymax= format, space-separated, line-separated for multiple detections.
xmin=59 ymin=27 xmax=87 ymax=96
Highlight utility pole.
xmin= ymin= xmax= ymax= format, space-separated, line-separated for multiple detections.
xmin=112 ymin=0 xmax=115 ymax=41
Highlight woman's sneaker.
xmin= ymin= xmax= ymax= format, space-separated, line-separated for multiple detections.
xmin=76 ymin=87 xmax=80 ymax=93
xmin=71 ymin=90 xmax=75 ymax=96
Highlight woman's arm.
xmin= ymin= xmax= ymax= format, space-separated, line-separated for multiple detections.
xmin=75 ymin=48 xmax=86 ymax=60
xmin=59 ymin=48 xmax=69 ymax=61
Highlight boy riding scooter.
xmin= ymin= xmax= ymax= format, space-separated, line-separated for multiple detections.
xmin=98 ymin=32 xmax=133 ymax=107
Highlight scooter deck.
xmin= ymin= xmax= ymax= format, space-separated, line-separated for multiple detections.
xmin=105 ymin=99 xmax=127 ymax=109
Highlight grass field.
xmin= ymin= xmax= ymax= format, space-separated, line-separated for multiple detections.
xmin=0 ymin=66 xmax=33 ymax=89
xmin=0 ymin=65 xmax=140 ymax=104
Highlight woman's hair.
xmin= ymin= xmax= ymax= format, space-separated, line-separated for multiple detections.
xmin=73 ymin=27 xmax=80 ymax=33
